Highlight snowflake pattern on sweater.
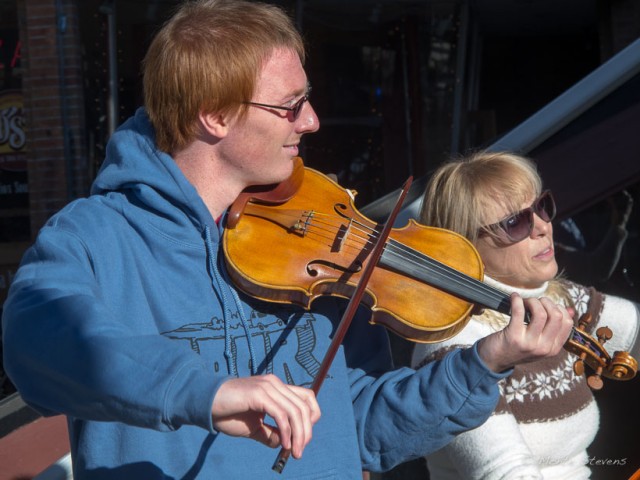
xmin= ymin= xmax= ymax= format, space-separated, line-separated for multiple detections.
xmin=491 ymin=280 xmax=600 ymax=421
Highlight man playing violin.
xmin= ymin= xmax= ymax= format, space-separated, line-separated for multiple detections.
xmin=2 ymin=1 xmax=573 ymax=479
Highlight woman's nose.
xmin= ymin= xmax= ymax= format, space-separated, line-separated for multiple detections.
xmin=532 ymin=212 xmax=552 ymax=237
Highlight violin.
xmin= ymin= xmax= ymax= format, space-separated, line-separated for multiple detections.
xmin=224 ymin=157 xmax=637 ymax=389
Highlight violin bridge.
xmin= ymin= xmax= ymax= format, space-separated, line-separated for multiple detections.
xmin=331 ymin=218 xmax=352 ymax=253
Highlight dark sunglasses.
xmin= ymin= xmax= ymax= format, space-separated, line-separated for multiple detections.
xmin=244 ymin=93 xmax=309 ymax=121
xmin=480 ymin=190 xmax=556 ymax=244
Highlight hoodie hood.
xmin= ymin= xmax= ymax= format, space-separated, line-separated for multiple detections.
xmin=90 ymin=107 xmax=258 ymax=375
xmin=91 ymin=107 xmax=216 ymax=232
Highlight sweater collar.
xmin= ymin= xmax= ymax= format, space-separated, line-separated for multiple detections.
xmin=483 ymin=275 xmax=548 ymax=298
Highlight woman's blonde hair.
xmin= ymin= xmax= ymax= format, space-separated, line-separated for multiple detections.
xmin=143 ymin=0 xmax=305 ymax=153
xmin=420 ymin=150 xmax=543 ymax=244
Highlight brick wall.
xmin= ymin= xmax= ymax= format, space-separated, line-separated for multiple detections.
xmin=18 ymin=0 xmax=88 ymax=237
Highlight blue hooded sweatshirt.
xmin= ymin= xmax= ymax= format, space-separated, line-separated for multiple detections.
xmin=2 ymin=108 xmax=509 ymax=479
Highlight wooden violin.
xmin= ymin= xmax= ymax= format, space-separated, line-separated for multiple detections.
xmin=223 ymin=157 xmax=637 ymax=388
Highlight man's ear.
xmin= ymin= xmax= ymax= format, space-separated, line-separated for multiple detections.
xmin=199 ymin=111 xmax=228 ymax=138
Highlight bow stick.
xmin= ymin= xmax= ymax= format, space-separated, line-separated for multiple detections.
xmin=272 ymin=174 xmax=414 ymax=473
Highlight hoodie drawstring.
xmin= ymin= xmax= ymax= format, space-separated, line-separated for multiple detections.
xmin=204 ymin=225 xmax=258 ymax=375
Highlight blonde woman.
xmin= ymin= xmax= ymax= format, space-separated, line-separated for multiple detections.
xmin=412 ymin=150 xmax=640 ymax=479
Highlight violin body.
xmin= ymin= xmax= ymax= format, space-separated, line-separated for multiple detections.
xmin=224 ymin=158 xmax=484 ymax=343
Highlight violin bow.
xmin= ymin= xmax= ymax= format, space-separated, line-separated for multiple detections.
xmin=272 ymin=174 xmax=414 ymax=473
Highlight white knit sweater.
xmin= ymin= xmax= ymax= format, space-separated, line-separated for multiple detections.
xmin=411 ymin=277 xmax=640 ymax=480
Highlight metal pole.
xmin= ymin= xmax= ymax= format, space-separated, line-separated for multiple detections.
xmin=55 ymin=0 xmax=74 ymax=200
xmin=100 ymin=0 xmax=119 ymax=138
xmin=451 ymin=1 xmax=469 ymax=154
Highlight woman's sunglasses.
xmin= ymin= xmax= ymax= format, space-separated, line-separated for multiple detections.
xmin=479 ymin=190 xmax=556 ymax=244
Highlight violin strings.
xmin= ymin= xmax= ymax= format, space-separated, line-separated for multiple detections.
xmin=294 ymin=210 xmax=507 ymax=307
xmin=285 ymin=209 xmax=596 ymax=354
xmin=305 ymin=210 xmax=507 ymax=306
xmin=294 ymin=211 xmax=482 ymax=293
xmin=383 ymin=237 xmax=592 ymax=351
xmin=379 ymin=236 xmax=596 ymax=353
xmin=386 ymin=239 xmax=508 ymax=305
xmin=296 ymin=210 xmax=379 ymax=252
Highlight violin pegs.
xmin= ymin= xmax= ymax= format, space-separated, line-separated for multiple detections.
xmin=587 ymin=365 xmax=604 ymax=390
xmin=587 ymin=373 xmax=604 ymax=390
xmin=573 ymin=353 xmax=587 ymax=376
xmin=577 ymin=313 xmax=592 ymax=331
xmin=573 ymin=360 xmax=584 ymax=376
xmin=596 ymin=326 xmax=613 ymax=344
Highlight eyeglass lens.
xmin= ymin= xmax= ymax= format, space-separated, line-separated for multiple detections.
xmin=245 ymin=94 xmax=308 ymax=120
xmin=534 ymin=192 xmax=554 ymax=222
xmin=291 ymin=96 xmax=307 ymax=119
xmin=499 ymin=191 xmax=555 ymax=242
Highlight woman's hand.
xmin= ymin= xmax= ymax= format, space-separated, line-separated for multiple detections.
xmin=211 ymin=375 xmax=321 ymax=459
xmin=476 ymin=294 xmax=574 ymax=373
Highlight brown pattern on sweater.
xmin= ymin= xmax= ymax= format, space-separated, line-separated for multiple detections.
xmin=414 ymin=280 xmax=605 ymax=424
xmin=496 ymin=282 xmax=603 ymax=422
xmin=495 ymin=349 xmax=592 ymax=421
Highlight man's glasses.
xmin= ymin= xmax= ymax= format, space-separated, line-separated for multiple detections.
xmin=479 ymin=190 xmax=556 ymax=244
xmin=245 ymin=94 xmax=309 ymax=120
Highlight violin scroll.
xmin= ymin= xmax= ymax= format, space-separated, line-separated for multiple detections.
xmin=609 ymin=351 xmax=639 ymax=380
xmin=567 ymin=313 xmax=637 ymax=390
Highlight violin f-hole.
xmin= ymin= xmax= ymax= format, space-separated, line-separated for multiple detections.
xmin=307 ymin=259 xmax=363 ymax=277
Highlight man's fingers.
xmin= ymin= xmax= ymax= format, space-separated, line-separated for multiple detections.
xmin=263 ymin=382 xmax=319 ymax=458
xmin=518 ymin=296 xmax=573 ymax=356
xmin=211 ymin=375 xmax=320 ymax=458
xmin=519 ymin=296 xmax=546 ymax=336
xmin=537 ymin=297 xmax=574 ymax=353
xmin=483 ymin=294 xmax=576 ymax=372
xmin=250 ymin=422 xmax=282 ymax=449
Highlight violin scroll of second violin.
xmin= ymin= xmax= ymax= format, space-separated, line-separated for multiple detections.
xmin=566 ymin=313 xmax=637 ymax=390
